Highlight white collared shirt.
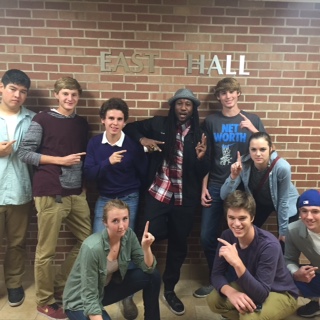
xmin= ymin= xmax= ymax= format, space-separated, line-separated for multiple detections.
xmin=102 ymin=131 xmax=125 ymax=147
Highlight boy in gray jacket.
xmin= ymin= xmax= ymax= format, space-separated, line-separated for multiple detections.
xmin=285 ymin=189 xmax=320 ymax=318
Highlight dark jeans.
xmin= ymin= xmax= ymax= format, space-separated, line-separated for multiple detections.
xmin=144 ymin=192 xmax=196 ymax=292
xmin=66 ymin=309 xmax=111 ymax=320
xmin=254 ymin=202 xmax=299 ymax=229
xmin=200 ymin=184 xmax=224 ymax=276
xmin=254 ymin=202 xmax=300 ymax=253
xmin=65 ymin=268 xmax=161 ymax=320
xmin=295 ymin=272 xmax=320 ymax=297
xmin=253 ymin=203 xmax=276 ymax=228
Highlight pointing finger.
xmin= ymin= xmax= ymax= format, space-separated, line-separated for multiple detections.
xmin=217 ymin=238 xmax=231 ymax=246
xmin=239 ymin=112 xmax=248 ymax=120
xmin=115 ymin=150 xmax=127 ymax=155
xmin=7 ymin=140 xmax=16 ymax=146
xmin=1 ymin=140 xmax=16 ymax=146
xmin=237 ymin=151 xmax=241 ymax=163
xmin=154 ymin=140 xmax=165 ymax=145
xmin=202 ymin=134 xmax=207 ymax=145
xmin=75 ymin=152 xmax=86 ymax=156
xmin=144 ymin=221 xmax=149 ymax=234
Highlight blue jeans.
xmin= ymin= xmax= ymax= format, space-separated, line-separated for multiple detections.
xmin=200 ymin=184 xmax=224 ymax=276
xmin=93 ymin=192 xmax=139 ymax=233
xmin=66 ymin=309 xmax=110 ymax=320
xmin=65 ymin=268 xmax=161 ymax=320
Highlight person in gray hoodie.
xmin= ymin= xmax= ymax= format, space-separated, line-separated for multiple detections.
xmin=220 ymin=131 xmax=299 ymax=244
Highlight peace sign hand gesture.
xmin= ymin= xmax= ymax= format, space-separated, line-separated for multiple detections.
xmin=195 ymin=133 xmax=207 ymax=160
xmin=230 ymin=151 xmax=242 ymax=180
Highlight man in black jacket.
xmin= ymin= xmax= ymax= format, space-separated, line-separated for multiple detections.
xmin=124 ymin=88 xmax=210 ymax=316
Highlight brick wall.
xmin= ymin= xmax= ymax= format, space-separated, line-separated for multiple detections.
xmin=0 ymin=0 xmax=320 ymax=265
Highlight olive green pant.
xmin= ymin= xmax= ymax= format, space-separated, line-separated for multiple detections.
xmin=207 ymin=282 xmax=298 ymax=320
xmin=0 ymin=201 xmax=33 ymax=288
xmin=34 ymin=193 xmax=91 ymax=306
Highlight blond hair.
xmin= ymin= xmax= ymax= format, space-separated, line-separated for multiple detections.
xmin=53 ymin=77 xmax=82 ymax=94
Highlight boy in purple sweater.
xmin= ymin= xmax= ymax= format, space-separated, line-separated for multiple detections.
xmin=18 ymin=77 xmax=91 ymax=320
xmin=83 ymin=97 xmax=147 ymax=320
xmin=207 ymin=190 xmax=298 ymax=320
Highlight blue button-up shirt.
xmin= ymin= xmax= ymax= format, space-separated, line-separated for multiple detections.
xmin=0 ymin=106 xmax=35 ymax=205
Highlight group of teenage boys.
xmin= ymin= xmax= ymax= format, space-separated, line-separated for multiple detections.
xmin=0 ymin=68 xmax=319 ymax=320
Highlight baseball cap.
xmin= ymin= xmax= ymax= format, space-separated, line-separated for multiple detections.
xmin=298 ymin=189 xmax=320 ymax=208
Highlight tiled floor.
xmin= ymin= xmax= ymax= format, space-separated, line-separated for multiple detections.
xmin=0 ymin=265 xmax=316 ymax=320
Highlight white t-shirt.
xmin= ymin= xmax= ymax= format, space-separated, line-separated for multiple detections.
xmin=1 ymin=112 xmax=19 ymax=140
xmin=308 ymin=229 xmax=320 ymax=255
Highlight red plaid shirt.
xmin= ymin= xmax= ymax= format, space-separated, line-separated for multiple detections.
xmin=149 ymin=122 xmax=190 ymax=205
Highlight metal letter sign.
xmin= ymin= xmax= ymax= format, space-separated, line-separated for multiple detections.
xmin=101 ymin=51 xmax=249 ymax=76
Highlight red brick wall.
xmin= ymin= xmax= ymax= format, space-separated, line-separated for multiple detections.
xmin=1 ymin=0 xmax=320 ymax=265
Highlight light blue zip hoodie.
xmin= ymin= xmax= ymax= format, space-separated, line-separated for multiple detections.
xmin=220 ymin=151 xmax=299 ymax=236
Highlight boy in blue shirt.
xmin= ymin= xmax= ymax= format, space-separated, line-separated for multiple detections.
xmin=0 ymin=69 xmax=35 ymax=307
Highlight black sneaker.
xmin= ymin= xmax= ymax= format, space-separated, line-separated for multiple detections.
xmin=193 ymin=284 xmax=214 ymax=298
xmin=7 ymin=286 xmax=25 ymax=307
xmin=120 ymin=296 xmax=138 ymax=320
xmin=163 ymin=291 xmax=185 ymax=315
xmin=297 ymin=300 xmax=320 ymax=318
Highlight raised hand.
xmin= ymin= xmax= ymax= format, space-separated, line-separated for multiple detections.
xmin=139 ymin=137 xmax=164 ymax=153
xmin=218 ymin=238 xmax=240 ymax=266
xmin=109 ymin=150 xmax=127 ymax=165
xmin=230 ymin=151 xmax=242 ymax=180
xmin=239 ymin=113 xmax=258 ymax=133
xmin=141 ymin=221 xmax=155 ymax=250
xmin=0 ymin=140 xmax=16 ymax=157
xmin=195 ymin=133 xmax=207 ymax=160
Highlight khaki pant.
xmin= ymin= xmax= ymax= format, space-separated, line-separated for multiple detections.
xmin=207 ymin=282 xmax=298 ymax=320
xmin=0 ymin=201 xmax=33 ymax=288
xmin=34 ymin=193 xmax=91 ymax=306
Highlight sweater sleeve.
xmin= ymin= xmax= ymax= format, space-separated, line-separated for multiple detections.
xmin=274 ymin=160 xmax=293 ymax=236
xmin=123 ymin=118 xmax=155 ymax=142
xmin=236 ymin=241 xmax=282 ymax=304
xmin=257 ymin=118 xmax=265 ymax=132
xmin=132 ymin=141 xmax=148 ymax=187
xmin=17 ymin=120 xmax=43 ymax=166
xmin=83 ymin=137 xmax=111 ymax=181
xmin=220 ymin=175 xmax=241 ymax=200
xmin=211 ymin=242 xmax=231 ymax=292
